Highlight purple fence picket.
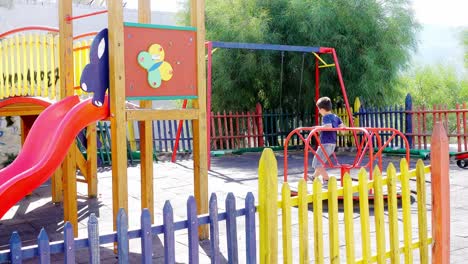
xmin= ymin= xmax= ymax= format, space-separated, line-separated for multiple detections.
xmin=187 ymin=196 xmax=199 ymax=264
xmin=163 ymin=201 xmax=176 ymax=264
xmin=209 ymin=193 xmax=220 ymax=264
xmin=245 ymin=193 xmax=256 ymax=264
xmin=141 ymin=209 xmax=153 ymax=264
xmin=225 ymin=193 xmax=239 ymax=264
xmin=116 ymin=208 xmax=129 ymax=264
xmin=9 ymin=232 xmax=21 ymax=264
xmin=63 ymin=222 xmax=75 ymax=264
xmin=38 ymin=229 xmax=50 ymax=264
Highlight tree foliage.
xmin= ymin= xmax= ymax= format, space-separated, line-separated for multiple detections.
xmin=396 ymin=65 xmax=468 ymax=107
xmin=203 ymin=0 xmax=419 ymax=112
xmin=463 ymin=29 xmax=468 ymax=69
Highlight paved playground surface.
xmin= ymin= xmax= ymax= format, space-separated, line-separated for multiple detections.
xmin=0 ymin=151 xmax=467 ymax=263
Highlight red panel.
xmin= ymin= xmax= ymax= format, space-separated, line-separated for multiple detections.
xmin=124 ymin=26 xmax=197 ymax=98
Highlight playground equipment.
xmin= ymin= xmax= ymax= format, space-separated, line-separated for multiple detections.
xmin=283 ymin=126 xmax=410 ymax=186
xmin=0 ymin=0 xmax=209 ymax=239
xmin=455 ymin=151 xmax=468 ymax=169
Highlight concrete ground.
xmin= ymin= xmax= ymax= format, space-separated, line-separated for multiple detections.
xmin=0 ymin=151 xmax=466 ymax=263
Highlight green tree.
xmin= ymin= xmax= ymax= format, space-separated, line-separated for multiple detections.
xmin=202 ymin=0 xmax=419 ymax=112
xmin=396 ymin=65 xmax=468 ymax=107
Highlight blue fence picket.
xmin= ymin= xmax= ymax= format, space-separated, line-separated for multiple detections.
xmin=187 ymin=196 xmax=199 ymax=264
xmin=87 ymin=214 xmax=100 ymax=264
xmin=225 ymin=193 xmax=239 ymax=264
xmin=184 ymin=120 xmax=192 ymax=151
xmin=37 ymin=229 xmax=50 ymax=264
xmin=141 ymin=209 xmax=153 ymax=264
xmin=163 ymin=201 xmax=176 ymax=264
xmin=63 ymin=222 xmax=75 ymax=264
xmin=244 ymin=193 xmax=256 ymax=264
xmin=399 ymin=105 xmax=404 ymax=148
xmin=405 ymin=94 xmax=413 ymax=148
xmin=9 ymin=232 xmax=21 ymax=264
xmin=117 ymin=208 xmax=129 ymax=264
xmin=209 ymin=193 xmax=220 ymax=264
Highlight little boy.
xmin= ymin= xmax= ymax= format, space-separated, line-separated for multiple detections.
xmin=310 ymin=97 xmax=344 ymax=182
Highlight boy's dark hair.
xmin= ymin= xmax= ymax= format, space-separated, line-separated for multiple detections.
xmin=316 ymin=97 xmax=332 ymax=111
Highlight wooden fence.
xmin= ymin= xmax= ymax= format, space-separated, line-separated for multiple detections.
xmin=0 ymin=193 xmax=256 ymax=263
xmin=0 ymin=30 xmax=92 ymax=100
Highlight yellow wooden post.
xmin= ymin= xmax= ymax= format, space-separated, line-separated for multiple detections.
xmin=281 ymin=183 xmax=292 ymax=264
xmin=400 ymin=159 xmax=413 ymax=263
xmin=59 ymin=0 xmax=78 ymax=236
xmin=190 ymin=0 xmax=209 ymax=239
xmin=258 ymin=148 xmax=278 ymax=264
xmin=353 ymin=97 xmax=361 ymax=127
xmin=327 ymin=177 xmax=340 ymax=264
xmin=108 ymin=0 xmax=129 ymax=238
xmin=86 ymin=123 xmax=98 ymax=197
xmin=0 ymin=41 xmax=4 ymax=99
xmin=138 ymin=0 xmax=155 ymax=224
xmin=387 ymin=163 xmax=401 ymax=264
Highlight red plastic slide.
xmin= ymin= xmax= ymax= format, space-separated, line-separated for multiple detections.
xmin=0 ymin=96 xmax=109 ymax=219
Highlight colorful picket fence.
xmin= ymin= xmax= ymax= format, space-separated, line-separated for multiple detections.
xmin=0 ymin=29 xmax=93 ymax=100
xmin=258 ymin=148 xmax=434 ymax=263
xmin=0 ymin=193 xmax=256 ymax=263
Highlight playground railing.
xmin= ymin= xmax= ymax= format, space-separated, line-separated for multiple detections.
xmin=0 ymin=193 xmax=257 ymax=263
xmin=0 ymin=28 xmax=94 ymax=101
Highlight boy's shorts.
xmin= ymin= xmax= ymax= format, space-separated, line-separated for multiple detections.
xmin=311 ymin=144 xmax=336 ymax=169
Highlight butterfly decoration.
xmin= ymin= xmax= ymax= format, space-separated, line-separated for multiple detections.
xmin=137 ymin=44 xmax=174 ymax=89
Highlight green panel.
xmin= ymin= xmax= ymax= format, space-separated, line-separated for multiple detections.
xmin=124 ymin=22 xmax=197 ymax=32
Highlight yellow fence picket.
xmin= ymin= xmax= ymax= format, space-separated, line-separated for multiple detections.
xmin=0 ymin=41 xmax=4 ymax=99
xmin=15 ymin=34 xmax=21 ymax=96
xmin=42 ymin=34 xmax=48 ymax=98
xmin=313 ymin=180 xmax=324 ymax=264
xmin=387 ymin=163 xmax=401 ymax=263
xmin=327 ymin=177 xmax=340 ymax=264
xmin=21 ymin=34 xmax=28 ymax=96
xmin=357 ymin=168 xmax=371 ymax=262
xmin=343 ymin=174 xmax=355 ymax=263
xmin=372 ymin=167 xmax=386 ymax=263
xmin=258 ymin=148 xmax=278 ymax=264
xmin=400 ymin=159 xmax=413 ymax=263
xmin=281 ymin=183 xmax=293 ymax=264
xmin=297 ymin=179 xmax=309 ymax=264
xmin=416 ymin=160 xmax=429 ymax=263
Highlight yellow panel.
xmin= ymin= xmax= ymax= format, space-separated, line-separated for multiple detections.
xmin=0 ymin=41 xmax=4 ymax=99
xmin=42 ymin=34 xmax=48 ymax=98
xmin=15 ymin=35 xmax=21 ymax=97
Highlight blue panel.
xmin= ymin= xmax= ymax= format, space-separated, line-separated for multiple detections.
xmin=211 ymin=41 xmax=321 ymax=53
